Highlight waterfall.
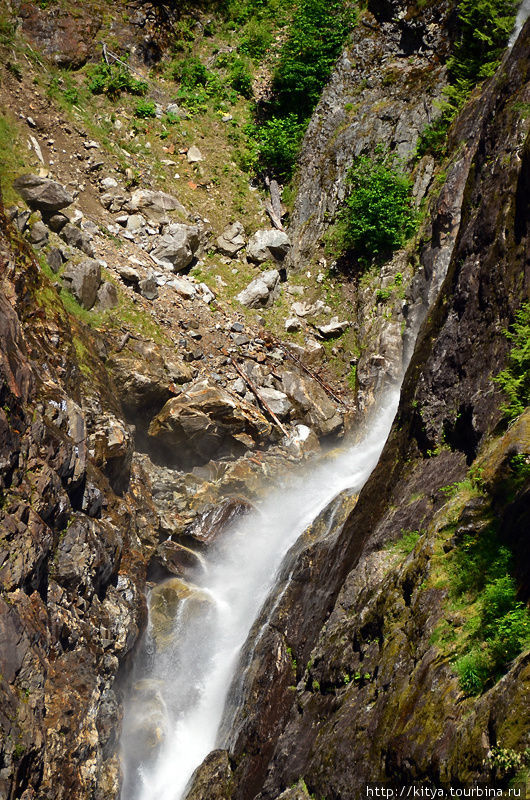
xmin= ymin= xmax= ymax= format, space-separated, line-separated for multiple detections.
xmin=509 ymin=0 xmax=530 ymax=45
xmin=120 ymin=386 xmax=401 ymax=800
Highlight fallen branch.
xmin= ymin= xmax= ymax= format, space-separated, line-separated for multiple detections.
xmin=230 ymin=358 xmax=288 ymax=437
xmin=281 ymin=346 xmax=346 ymax=406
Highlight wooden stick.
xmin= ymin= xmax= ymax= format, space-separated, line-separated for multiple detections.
xmin=281 ymin=346 xmax=347 ymax=406
xmin=230 ymin=358 xmax=289 ymax=437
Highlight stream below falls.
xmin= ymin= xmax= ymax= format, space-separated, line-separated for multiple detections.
xmin=120 ymin=386 xmax=401 ymax=800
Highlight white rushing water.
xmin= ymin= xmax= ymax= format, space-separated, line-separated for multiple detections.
xmin=121 ymin=386 xmax=401 ymax=800
xmin=509 ymin=0 xmax=530 ymax=45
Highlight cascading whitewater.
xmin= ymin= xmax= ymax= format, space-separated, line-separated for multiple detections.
xmin=120 ymin=387 xmax=401 ymax=800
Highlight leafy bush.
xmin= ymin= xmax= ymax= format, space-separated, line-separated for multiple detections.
xmin=134 ymin=99 xmax=157 ymax=118
xmin=172 ymin=56 xmax=210 ymax=88
xmin=337 ymin=153 xmax=417 ymax=264
xmin=455 ymin=649 xmax=490 ymax=694
xmin=448 ymin=521 xmax=530 ymax=695
xmin=239 ymin=19 xmax=273 ymax=60
xmin=229 ymin=58 xmax=253 ymax=98
xmin=247 ymin=115 xmax=307 ymax=179
xmin=495 ymin=302 xmax=530 ymax=420
xmin=271 ymin=0 xmax=355 ymax=117
xmin=87 ymin=62 xmax=148 ymax=99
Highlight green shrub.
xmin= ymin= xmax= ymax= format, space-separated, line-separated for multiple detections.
xmin=229 ymin=58 xmax=253 ymax=98
xmin=0 ymin=16 xmax=16 ymax=47
xmin=271 ymin=0 xmax=355 ymax=117
xmin=134 ymin=99 xmax=157 ymax=118
xmin=172 ymin=56 xmax=210 ymax=88
xmin=495 ymin=302 xmax=530 ymax=420
xmin=337 ymin=153 xmax=417 ymax=264
xmin=447 ymin=521 xmax=530 ymax=695
xmin=239 ymin=18 xmax=273 ymax=60
xmin=248 ymin=114 xmax=307 ymax=179
xmin=87 ymin=62 xmax=148 ymax=99
xmin=455 ymin=649 xmax=491 ymax=694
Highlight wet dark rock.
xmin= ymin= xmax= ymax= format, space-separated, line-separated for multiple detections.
xmin=184 ymin=496 xmax=254 ymax=547
xmin=147 ymin=540 xmax=206 ymax=582
xmin=186 ymin=750 xmax=234 ymax=800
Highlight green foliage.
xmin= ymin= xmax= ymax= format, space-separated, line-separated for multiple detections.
xmin=239 ymin=18 xmax=273 ymax=60
xmin=271 ymin=0 xmax=356 ymax=118
xmin=415 ymin=115 xmax=451 ymax=159
xmin=0 ymin=15 xmax=16 ymax=46
xmin=495 ymin=302 xmax=530 ymax=420
xmin=486 ymin=746 xmax=530 ymax=777
xmin=87 ymin=62 xmax=148 ymax=99
xmin=134 ymin=99 xmax=157 ymax=118
xmin=386 ymin=529 xmax=421 ymax=556
xmin=448 ymin=521 xmax=530 ymax=694
xmin=415 ymin=0 xmax=516 ymax=158
xmin=247 ymin=115 xmax=307 ymax=180
xmin=229 ymin=58 xmax=253 ymax=98
xmin=337 ymin=153 xmax=417 ymax=264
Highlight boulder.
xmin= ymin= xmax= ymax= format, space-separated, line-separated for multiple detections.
xmin=217 ymin=221 xmax=246 ymax=257
xmin=151 ymin=225 xmax=200 ymax=272
xmin=27 ymin=220 xmax=48 ymax=247
xmin=187 ymin=145 xmax=203 ymax=163
xmin=126 ymin=213 xmax=146 ymax=233
xmin=148 ymin=378 xmax=272 ymax=466
xmin=116 ymin=264 xmax=140 ymax=286
xmin=185 ymin=496 xmax=254 ymax=546
xmin=47 ymin=247 xmax=63 ymax=274
xmin=257 ymin=387 xmax=292 ymax=419
xmin=13 ymin=174 xmax=73 ymax=212
xmin=138 ymin=276 xmax=159 ymax=300
xmin=149 ymin=578 xmax=214 ymax=649
xmin=60 ymin=222 xmax=95 ymax=257
xmin=236 ymin=269 xmax=280 ymax=308
xmin=285 ymin=317 xmax=302 ymax=332
xmin=46 ymin=212 xmax=69 ymax=232
xmin=95 ymin=281 xmax=119 ymax=310
xmin=62 ymin=258 xmax=101 ymax=310
xmin=108 ymin=341 xmax=192 ymax=417
xmin=280 ymin=369 xmax=343 ymax=437
xmin=126 ymin=189 xmax=186 ymax=222
xmin=246 ymin=229 xmax=290 ymax=263
xmin=317 ymin=316 xmax=350 ymax=338
xmin=123 ymin=679 xmax=168 ymax=763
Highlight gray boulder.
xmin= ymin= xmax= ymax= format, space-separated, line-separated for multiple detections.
xmin=116 ymin=264 xmax=141 ymax=286
xmin=257 ymin=387 xmax=292 ymax=419
xmin=127 ymin=189 xmax=186 ymax=222
xmin=139 ymin=276 xmax=159 ymax=300
xmin=96 ymin=282 xmax=119 ymax=310
xmin=60 ymin=223 xmax=95 ymax=257
xmin=13 ymin=174 xmax=73 ymax=212
xmin=46 ymin=212 xmax=69 ymax=232
xmin=47 ymin=247 xmax=63 ymax=274
xmin=62 ymin=259 xmax=102 ymax=310
xmin=151 ymin=225 xmax=199 ymax=272
xmin=246 ymin=229 xmax=290 ymax=263
xmin=280 ymin=369 xmax=343 ymax=437
xmin=217 ymin=221 xmax=246 ymax=257
xmin=27 ymin=220 xmax=48 ymax=247
xmin=317 ymin=316 xmax=350 ymax=338
xmin=236 ymin=269 xmax=280 ymax=308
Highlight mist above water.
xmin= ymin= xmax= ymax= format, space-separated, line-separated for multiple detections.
xmin=120 ymin=386 xmax=401 ymax=800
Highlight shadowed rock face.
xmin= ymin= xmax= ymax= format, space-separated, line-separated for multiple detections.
xmin=0 ymin=203 xmax=152 ymax=800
